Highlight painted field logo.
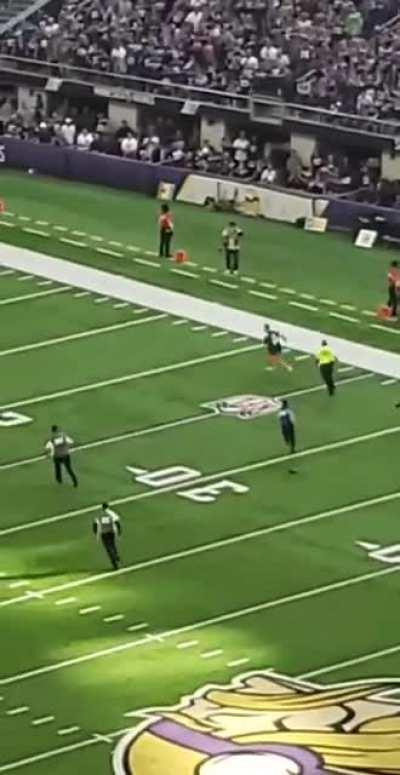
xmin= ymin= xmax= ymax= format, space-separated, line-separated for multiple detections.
xmin=204 ymin=395 xmax=281 ymax=420
xmin=113 ymin=672 xmax=400 ymax=775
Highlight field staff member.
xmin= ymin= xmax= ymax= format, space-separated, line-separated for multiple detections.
xmin=222 ymin=221 xmax=243 ymax=274
xmin=387 ymin=260 xmax=400 ymax=318
xmin=159 ymin=203 xmax=174 ymax=258
xmin=279 ymin=399 xmax=296 ymax=453
xmin=45 ymin=425 xmax=78 ymax=487
xmin=93 ymin=503 xmax=121 ymax=570
xmin=316 ymin=340 xmax=336 ymax=396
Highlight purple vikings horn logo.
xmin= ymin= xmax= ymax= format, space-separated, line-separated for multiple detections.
xmin=112 ymin=672 xmax=400 ymax=775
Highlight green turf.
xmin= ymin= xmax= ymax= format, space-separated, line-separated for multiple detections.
xmin=0 ymin=176 xmax=399 ymax=774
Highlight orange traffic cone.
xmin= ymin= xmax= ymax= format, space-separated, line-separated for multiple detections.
xmin=175 ymin=250 xmax=188 ymax=264
xmin=376 ymin=305 xmax=391 ymax=320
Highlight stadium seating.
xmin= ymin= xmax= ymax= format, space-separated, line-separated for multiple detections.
xmin=0 ymin=0 xmax=399 ymax=115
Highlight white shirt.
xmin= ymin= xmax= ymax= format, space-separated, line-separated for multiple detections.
xmin=45 ymin=434 xmax=73 ymax=457
xmin=261 ymin=167 xmax=277 ymax=184
xmin=61 ymin=123 xmax=76 ymax=145
xmin=76 ymin=131 xmax=93 ymax=150
xmin=233 ymin=137 xmax=249 ymax=163
xmin=121 ymin=136 xmax=138 ymax=156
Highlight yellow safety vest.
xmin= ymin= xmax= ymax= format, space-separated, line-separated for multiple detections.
xmin=317 ymin=347 xmax=335 ymax=366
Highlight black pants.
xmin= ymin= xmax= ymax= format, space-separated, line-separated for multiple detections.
xmin=54 ymin=455 xmax=78 ymax=486
xmin=159 ymin=230 xmax=173 ymax=258
xmin=320 ymin=363 xmax=335 ymax=396
xmin=388 ymin=285 xmax=398 ymax=317
xmin=225 ymin=249 xmax=240 ymax=272
xmin=102 ymin=534 xmax=120 ymax=570
xmin=282 ymin=425 xmax=296 ymax=453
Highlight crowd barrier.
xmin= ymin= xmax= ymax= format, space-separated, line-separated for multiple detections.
xmin=1 ymin=138 xmax=400 ymax=243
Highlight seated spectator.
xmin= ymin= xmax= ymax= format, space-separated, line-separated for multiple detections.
xmin=260 ymin=162 xmax=278 ymax=185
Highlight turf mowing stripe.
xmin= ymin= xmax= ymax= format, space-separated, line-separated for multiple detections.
xmin=134 ymin=257 xmax=160 ymax=268
xmin=289 ymin=301 xmax=319 ymax=312
xmin=1 ymin=458 xmax=398 ymax=608
xmin=1 ymin=565 xmax=398 ymax=686
xmin=209 ymin=279 xmax=238 ymax=290
xmin=0 ymin=344 xmax=261 ymax=411
xmin=170 ymin=268 xmax=200 ymax=279
xmin=249 ymin=290 xmax=278 ymax=301
xmin=227 ymin=657 xmax=250 ymax=667
xmin=370 ymin=323 xmax=400 ymax=335
xmin=0 ymin=732 xmax=120 ymax=772
xmin=0 ymin=286 xmax=70 ymax=306
xmin=6 ymin=707 xmax=29 ymax=716
xmin=96 ymin=247 xmax=123 ymax=258
xmin=177 ymin=640 xmax=198 ymax=650
xmin=79 ymin=606 xmax=101 ymax=615
xmin=55 ymin=598 xmax=77 ymax=607
xmin=0 ymin=374 xmax=373 ymax=475
xmin=300 ymin=642 xmax=400 ymax=679
xmin=22 ymin=228 xmax=49 ymax=238
xmin=329 ymin=311 xmax=359 ymax=324
xmin=59 ymin=238 xmax=88 ymax=249
xmin=0 ymin=315 xmax=167 ymax=358
xmin=127 ymin=623 xmax=148 ymax=633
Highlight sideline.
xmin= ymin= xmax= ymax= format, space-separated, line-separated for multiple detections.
xmin=1 ymin=245 xmax=400 ymax=377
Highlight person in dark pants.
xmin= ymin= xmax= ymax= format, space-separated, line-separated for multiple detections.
xmin=387 ymin=260 xmax=400 ymax=318
xmin=279 ymin=399 xmax=296 ymax=453
xmin=316 ymin=340 xmax=336 ymax=396
xmin=45 ymin=425 xmax=78 ymax=486
xmin=93 ymin=503 xmax=121 ymax=570
xmin=221 ymin=221 xmax=243 ymax=274
xmin=159 ymin=203 xmax=174 ymax=258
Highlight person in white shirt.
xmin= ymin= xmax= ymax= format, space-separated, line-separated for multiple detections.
xmin=233 ymin=131 xmax=250 ymax=164
xmin=45 ymin=424 xmax=78 ymax=486
xmin=61 ymin=117 xmax=76 ymax=146
xmin=111 ymin=44 xmax=127 ymax=74
xmin=120 ymin=131 xmax=138 ymax=158
xmin=260 ymin=163 xmax=277 ymax=185
xmin=93 ymin=503 xmax=122 ymax=570
xmin=76 ymin=128 xmax=93 ymax=150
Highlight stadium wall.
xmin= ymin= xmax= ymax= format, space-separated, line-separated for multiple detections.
xmin=2 ymin=137 xmax=400 ymax=238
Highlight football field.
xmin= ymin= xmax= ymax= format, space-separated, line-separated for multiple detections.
xmin=0 ymin=172 xmax=400 ymax=774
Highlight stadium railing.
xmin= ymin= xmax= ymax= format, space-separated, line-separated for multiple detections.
xmin=0 ymin=55 xmax=399 ymax=143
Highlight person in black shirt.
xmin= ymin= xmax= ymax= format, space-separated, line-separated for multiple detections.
xmin=278 ymin=399 xmax=296 ymax=454
xmin=264 ymin=324 xmax=293 ymax=371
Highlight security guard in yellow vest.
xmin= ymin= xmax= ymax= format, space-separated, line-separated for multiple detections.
xmin=316 ymin=340 xmax=336 ymax=396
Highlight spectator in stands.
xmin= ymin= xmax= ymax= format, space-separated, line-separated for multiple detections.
xmin=120 ymin=131 xmax=138 ymax=158
xmin=61 ymin=117 xmax=76 ymax=146
xmin=76 ymin=127 xmax=94 ymax=150
xmin=260 ymin=162 xmax=278 ymax=186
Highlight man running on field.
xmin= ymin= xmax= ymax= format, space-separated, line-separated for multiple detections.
xmin=263 ymin=324 xmax=293 ymax=371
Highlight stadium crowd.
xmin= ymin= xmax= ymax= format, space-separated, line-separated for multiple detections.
xmin=0 ymin=0 xmax=399 ymax=116
xmin=1 ymin=105 xmax=389 ymax=201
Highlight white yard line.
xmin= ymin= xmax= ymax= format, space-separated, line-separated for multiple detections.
xmin=177 ymin=640 xmax=198 ymax=650
xmin=0 ymin=287 xmax=70 ymax=307
xmin=300 ymin=642 xmax=400 ymax=680
xmin=249 ymin=290 xmax=278 ymax=301
xmin=1 ymin=564 xmax=397 ymax=686
xmin=1 ymin=481 xmax=399 ymax=609
xmin=289 ymin=301 xmax=318 ymax=313
xmin=32 ymin=716 xmax=54 ymax=726
xmin=0 ymin=315 xmax=168 ymax=358
xmin=227 ymin=657 xmax=250 ymax=668
xmin=201 ymin=649 xmax=223 ymax=659
xmin=79 ymin=606 xmax=101 ymax=616
xmin=0 ymin=344 xmax=260 ymax=412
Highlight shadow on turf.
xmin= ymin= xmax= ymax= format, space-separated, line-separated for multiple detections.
xmin=1 ymin=570 xmax=92 ymax=580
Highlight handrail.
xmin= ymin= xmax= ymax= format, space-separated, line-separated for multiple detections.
xmin=0 ymin=54 xmax=399 ymax=138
